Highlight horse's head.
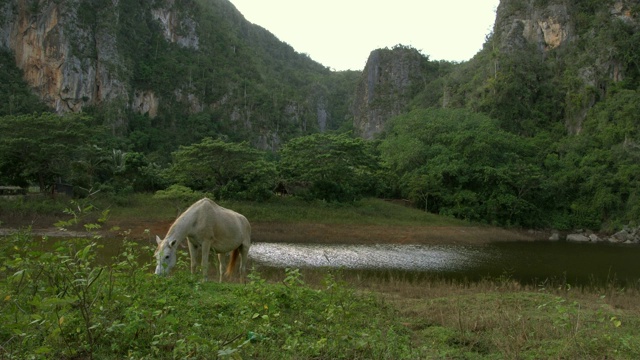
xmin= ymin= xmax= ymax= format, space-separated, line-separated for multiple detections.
xmin=154 ymin=235 xmax=177 ymax=276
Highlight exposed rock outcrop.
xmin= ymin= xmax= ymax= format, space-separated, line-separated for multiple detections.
xmin=0 ymin=0 xmax=336 ymax=148
xmin=352 ymin=46 xmax=425 ymax=139
xmin=494 ymin=1 xmax=573 ymax=52
xmin=151 ymin=0 xmax=199 ymax=50
xmin=493 ymin=0 xmax=640 ymax=134
xmin=132 ymin=90 xmax=159 ymax=118
xmin=560 ymin=226 xmax=640 ymax=245
xmin=0 ymin=0 xmax=128 ymax=112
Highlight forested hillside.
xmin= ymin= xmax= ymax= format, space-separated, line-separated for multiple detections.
xmin=0 ymin=0 xmax=358 ymax=156
xmin=1 ymin=0 xmax=639 ymax=231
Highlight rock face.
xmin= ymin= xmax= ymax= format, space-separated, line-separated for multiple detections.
xmin=0 ymin=0 xmax=334 ymax=148
xmin=494 ymin=1 xmax=573 ymax=52
xmin=351 ymin=1 xmax=639 ymax=139
xmin=494 ymin=0 xmax=638 ymax=54
xmin=0 ymin=0 xmax=128 ymax=112
xmin=151 ymin=0 xmax=199 ymax=50
xmin=0 ymin=0 xmax=204 ymax=115
xmin=352 ymin=46 xmax=425 ymax=140
xmin=493 ymin=0 xmax=640 ymax=134
xmin=564 ymin=226 xmax=640 ymax=245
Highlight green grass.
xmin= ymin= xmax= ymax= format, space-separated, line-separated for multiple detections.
xmin=386 ymin=287 xmax=640 ymax=359
xmin=2 ymin=230 xmax=640 ymax=359
xmin=0 ymin=233 xmax=412 ymax=359
xmin=2 ymin=193 xmax=473 ymax=229
xmin=103 ymin=194 xmax=470 ymax=227
xmin=2 ymin=198 xmax=640 ymax=359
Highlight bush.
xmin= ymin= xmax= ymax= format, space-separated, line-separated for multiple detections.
xmin=0 ymin=231 xmax=413 ymax=359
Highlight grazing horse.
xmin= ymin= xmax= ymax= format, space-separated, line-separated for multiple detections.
xmin=154 ymin=198 xmax=251 ymax=281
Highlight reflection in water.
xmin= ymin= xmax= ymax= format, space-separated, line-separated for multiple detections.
xmin=249 ymin=241 xmax=640 ymax=287
xmin=22 ymin=235 xmax=640 ymax=287
xmin=250 ymin=243 xmax=491 ymax=271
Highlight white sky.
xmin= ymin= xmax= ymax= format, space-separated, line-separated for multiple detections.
xmin=228 ymin=0 xmax=500 ymax=71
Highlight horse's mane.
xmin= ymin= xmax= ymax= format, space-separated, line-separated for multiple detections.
xmin=164 ymin=198 xmax=217 ymax=245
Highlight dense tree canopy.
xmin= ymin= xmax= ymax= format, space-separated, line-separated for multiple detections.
xmin=168 ymin=137 xmax=276 ymax=201
xmin=1 ymin=0 xmax=639 ymax=233
xmin=551 ymin=89 xmax=640 ymax=228
xmin=279 ymin=133 xmax=381 ymax=202
xmin=0 ymin=113 xmax=103 ymax=191
xmin=379 ymin=108 xmax=544 ymax=226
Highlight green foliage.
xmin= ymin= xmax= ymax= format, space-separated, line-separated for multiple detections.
xmin=551 ymin=89 xmax=640 ymax=229
xmin=168 ymin=138 xmax=276 ymax=201
xmin=571 ymin=0 xmax=613 ymax=34
xmin=478 ymin=46 xmax=565 ymax=135
xmin=153 ymin=184 xmax=209 ymax=214
xmin=0 ymin=231 xmax=412 ymax=359
xmin=279 ymin=132 xmax=382 ymax=202
xmin=379 ymin=108 xmax=545 ymax=226
xmin=225 ymin=269 xmax=412 ymax=359
xmin=54 ymin=197 xmax=111 ymax=233
xmin=117 ymin=151 xmax=168 ymax=193
xmin=103 ymin=0 xmax=348 ymax=150
xmin=0 ymin=196 xmax=68 ymax=220
xmin=2 ymin=0 xmax=640 ymax=231
xmin=0 ymin=113 xmax=106 ymax=190
xmin=0 ymin=50 xmax=49 ymax=116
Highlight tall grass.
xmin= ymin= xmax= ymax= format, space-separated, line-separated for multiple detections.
xmin=3 ymin=195 xmax=640 ymax=358
xmin=2 ymin=232 xmax=640 ymax=358
xmin=0 ymin=230 xmax=412 ymax=359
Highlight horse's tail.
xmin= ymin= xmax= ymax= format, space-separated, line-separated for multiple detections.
xmin=225 ymin=247 xmax=240 ymax=277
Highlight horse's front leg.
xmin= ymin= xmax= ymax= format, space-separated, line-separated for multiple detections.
xmin=217 ymin=253 xmax=224 ymax=283
xmin=200 ymin=240 xmax=211 ymax=281
xmin=187 ymin=240 xmax=200 ymax=275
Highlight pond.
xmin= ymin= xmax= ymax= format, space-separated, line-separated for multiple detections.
xmin=14 ymin=232 xmax=640 ymax=288
xmin=249 ymin=241 xmax=640 ymax=287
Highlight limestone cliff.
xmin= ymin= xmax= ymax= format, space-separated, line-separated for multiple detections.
xmin=352 ymin=0 xmax=639 ymax=138
xmin=494 ymin=0 xmax=637 ymax=52
xmin=0 ymin=0 xmax=209 ymax=115
xmin=493 ymin=1 xmax=573 ymax=52
xmin=0 ymin=0 xmax=128 ymax=112
xmin=0 ymin=0 xmax=339 ymax=149
xmin=352 ymin=46 xmax=425 ymax=139
xmin=492 ymin=0 xmax=639 ymax=133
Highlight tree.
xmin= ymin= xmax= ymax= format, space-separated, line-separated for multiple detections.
xmin=0 ymin=50 xmax=49 ymax=116
xmin=478 ymin=47 xmax=564 ymax=136
xmin=551 ymin=89 xmax=640 ymax=229
xmin=168 ymin=138 xmax=276 ymax=201
xmin=279 ymin=132 xmax=381 ymax=202
xmin=0 ymin=113 xmax=101 ymax=191
xmin=379 ymin=108 xmax=544 ymax=226
xmin=118 ymin=152 xmax=167 ymax=193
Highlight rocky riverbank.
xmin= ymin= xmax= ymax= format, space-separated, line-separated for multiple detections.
xmin=554 ymin=226 xmax=640 ymax=244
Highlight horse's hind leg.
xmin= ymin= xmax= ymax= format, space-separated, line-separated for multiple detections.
xmin=240 ymin=243 xmax=250 ymax=282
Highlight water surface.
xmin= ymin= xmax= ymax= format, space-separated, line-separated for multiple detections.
xmin=249 ymin=241 xmax=640 ymax=287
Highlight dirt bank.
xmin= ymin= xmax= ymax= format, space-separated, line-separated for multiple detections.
xmin=1 ymin=220 xmax=549 ymax=245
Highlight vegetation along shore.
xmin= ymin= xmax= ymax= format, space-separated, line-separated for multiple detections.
xmin=1 ymin=195 xmax=639 ymax=359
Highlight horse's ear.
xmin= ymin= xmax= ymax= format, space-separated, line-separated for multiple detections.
xmin=156 ymin=235 xmax=162 ymax=245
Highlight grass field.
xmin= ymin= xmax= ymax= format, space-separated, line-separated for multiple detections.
xmin=1 ymin=195 xmax=639 ymax=358
xmin=104 ymin=194 xmax=470 ymax=227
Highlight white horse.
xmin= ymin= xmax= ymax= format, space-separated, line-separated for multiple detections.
xmin=154 ymin=198 xmax=251 ymax=281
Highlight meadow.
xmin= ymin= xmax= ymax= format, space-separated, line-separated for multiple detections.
xmin=1 ymin=195 xmax=640 ymax=359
